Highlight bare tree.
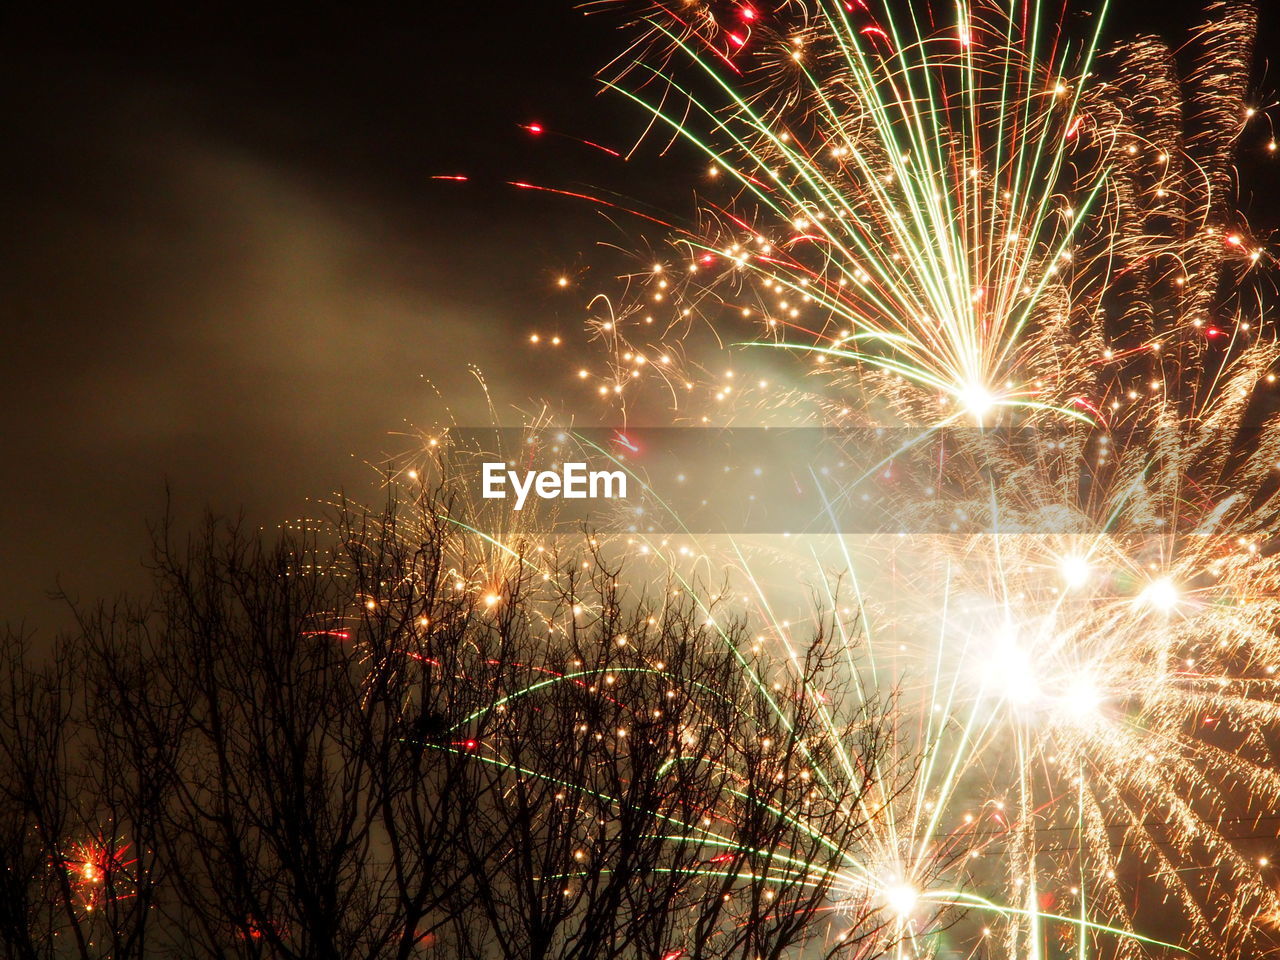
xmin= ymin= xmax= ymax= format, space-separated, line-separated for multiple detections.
xmin=441 ymin=546 xmax=902 ymax=960
xmin=0 ymin=493 xmax=915 ymax=959
xmin=0 ymin=631 xmax=75 ymax=960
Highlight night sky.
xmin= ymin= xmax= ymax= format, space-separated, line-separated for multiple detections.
xmin=1 ymin=1 xmax=1276 ymax=629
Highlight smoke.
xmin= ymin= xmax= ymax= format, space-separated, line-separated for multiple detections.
xmin=0 ymin=65 xmax=546 ymax=629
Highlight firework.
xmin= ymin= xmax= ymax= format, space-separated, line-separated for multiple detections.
xmin=488 ymin=0 xmax=1280 ymax=956
xmin=61 ymin=835 xmax=137 ymax=914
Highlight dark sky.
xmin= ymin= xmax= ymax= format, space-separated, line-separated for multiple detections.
xmin=0 ymin=1 xmax=1276 ymax=630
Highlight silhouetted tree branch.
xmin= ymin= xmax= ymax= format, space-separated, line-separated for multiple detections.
xmin=0 ymin=492 xmax=920 ymax=959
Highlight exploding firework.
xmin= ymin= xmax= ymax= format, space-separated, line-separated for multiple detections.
xmin=486 ymin=0 xmax=1280 ymax=956
xmin=61 ymin=835 xmax=137 ymax=914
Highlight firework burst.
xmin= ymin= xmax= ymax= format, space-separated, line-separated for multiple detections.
xmin=488 ymin=0 xmax=1280 ymax=956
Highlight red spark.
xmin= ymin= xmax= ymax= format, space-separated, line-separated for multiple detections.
xmin=507 ymin=182 xmax=672 ymax=226
xmin=63 ymin=838 xmax=137 ymax=909
xmin=517 ymin=123 xmax=621 ymax=157
xmin=1070 ymin=395 xmax=1106 ymax=424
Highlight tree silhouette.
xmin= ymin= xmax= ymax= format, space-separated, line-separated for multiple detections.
xmin=0 ymin=493 xmax=920 ymax=959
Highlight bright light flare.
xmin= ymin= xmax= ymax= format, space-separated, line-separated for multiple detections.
xmin=1139 ymin=577 xmax=1180 ymax=613
xmin=958 ymin=383 xmax=997 ymax=423
xmin=988 ymin=633 xmax=1041 ymax=708
xmin=1060 ymin=672 xmax=1104 ymax=723
xmin=883 ymin=882 xmax=919 ymax=919
xmin=1059 ymin=554 xmax=1091 ymax=589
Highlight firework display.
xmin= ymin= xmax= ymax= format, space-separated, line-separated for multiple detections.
xmin=451 ymin=0 xmax=1280 ymax=956
xmin=6 ymin=1 xmax=1278 ymax=958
